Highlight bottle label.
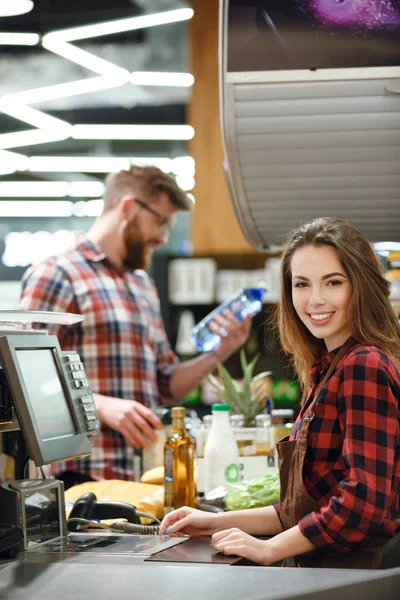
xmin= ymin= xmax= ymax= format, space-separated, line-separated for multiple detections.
xmin=164 ymin=448 xmax=174 ymax=481
xmin=164 ymin=448 xmax=174 ymax=513
xmin=224 ymin=463 xmax=240 ymax=484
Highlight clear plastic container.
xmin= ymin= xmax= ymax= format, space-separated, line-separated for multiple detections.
xmin=190 ymin=287 xmax=266 ymax=353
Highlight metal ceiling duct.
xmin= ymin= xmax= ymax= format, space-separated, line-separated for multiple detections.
xmin=219 ymin=0 xmax=400 ymax=251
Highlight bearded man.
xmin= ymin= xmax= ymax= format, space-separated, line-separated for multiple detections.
xmin=20 ymin=165 xmax=250 ymax=485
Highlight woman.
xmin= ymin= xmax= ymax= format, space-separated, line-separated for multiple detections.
xmin=160 ymin=217 xmax=400 ymax=568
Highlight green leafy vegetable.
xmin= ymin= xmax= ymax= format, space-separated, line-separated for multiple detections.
xmin=224 ymin=472 xmax=280 ymax=510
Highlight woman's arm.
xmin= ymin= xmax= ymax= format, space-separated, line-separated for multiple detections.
xmin=297 ymin=350 xmax=399 ymax=555
xmin=212 ymin=524 xmax=314 ymax=566
xmin=215 ymin=505 xmax=283 ymax=536
xmin=160 ymin=505 xmax=283 ymax=537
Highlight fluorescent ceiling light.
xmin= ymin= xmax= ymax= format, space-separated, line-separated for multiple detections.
xmin=42 ymin=39 xmax=129 ymax=77
xmin=72 ymin=124 xmax=195 ymax=141
xmin=27 ymin=156 xmax=174 ymax=173
xmin=73 ymin=199 xmax=103 ymax=217
xmin=175 ymin=174 xmax=195 ymax=191
xmin=44 ymin=8 xmax=194 ymax=43
xmin=172 ymin=156 xmax=195 ymax=175
xmin=0 ymin=201 xmax=73 ymax=218
xmin=131 ymin=72 xmax=194 ymax=87
xmin=0 ymin=101 xmax=71 ymax=130
xmin=0 ymin=200 xmax=103 ymax=219
xmin=0 ymin=32 xmax=39 ymax=46
xmin=3 ymin=75 xmax=130 ymax=106
xmin=0 ymin=150 xmax=28 ymax=175
xmin=84 ymin=199 xmax=103 ymax=217
xmin=0 ymin=127 xmax=71 ymax=151
xmin=0 ymin=181 xmax=105 ymax=198
xmin=0 ymin=1 xmax=33 ymax=17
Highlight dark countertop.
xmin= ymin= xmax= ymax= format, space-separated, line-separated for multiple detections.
xmin=0 ymin=534 xmax=399 ymax=600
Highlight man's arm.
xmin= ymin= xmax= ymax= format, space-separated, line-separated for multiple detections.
xmin=169 ymin=313 xmax=251 ymax=399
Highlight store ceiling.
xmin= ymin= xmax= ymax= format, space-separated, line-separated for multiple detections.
xmin=0 ymin=0 xmax=192 ymax=189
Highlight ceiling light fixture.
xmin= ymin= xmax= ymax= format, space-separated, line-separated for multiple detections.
xmin=130 ymin=72 xmax=194 ymax=87
xmin=0 ymin=1 xmax=34 ymax=17
xmin=0 ymin=127 xmax=71 ymax=151
xmin=0 ymin=150 xmax=28 ymax=175
xmin=2 ymin=75 xmax=130 ymax=106
xmin=43 ymin=8 xmax=194 ymax=43
xmin=0 ymin=201 xmax=73 ymax=218
xmin=27 ymin=156 xmax=175 ymax=173
xmin=0 ymin=32 xmax=39 ymax=45
xmin=71 ymin=124 xmax=195 ymax=141
xmin=42 ymin=38 xmax=129 ymax=77
xmin=0 ymin=181 xmax=105 ymax=198
xmin=0 ymin=101 xmax=71 ymax=130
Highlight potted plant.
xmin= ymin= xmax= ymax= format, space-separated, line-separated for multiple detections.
xmin=207 ymin=349 xmax=272 ymax=427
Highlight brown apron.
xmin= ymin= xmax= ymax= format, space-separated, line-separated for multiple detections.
xmin=277 ymin=338 xmax=389 ymax=569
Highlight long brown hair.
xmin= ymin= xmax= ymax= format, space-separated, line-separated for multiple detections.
xmin=278 ymin=217 xmax=400 ymax=401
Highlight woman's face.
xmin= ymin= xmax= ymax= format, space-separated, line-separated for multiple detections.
xmin=290 ymin=244 xmax=353 ymax=352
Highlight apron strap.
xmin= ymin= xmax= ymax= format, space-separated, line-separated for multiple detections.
xmin=305 ymin=336 xmax=356 ymax=420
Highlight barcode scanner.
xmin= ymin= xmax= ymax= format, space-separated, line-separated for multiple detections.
xmin=67 ymin=492 xmax=141 ymax=532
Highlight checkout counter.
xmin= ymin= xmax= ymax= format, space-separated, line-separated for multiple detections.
xmin=0 ymin=310 xmax=399 ymax=599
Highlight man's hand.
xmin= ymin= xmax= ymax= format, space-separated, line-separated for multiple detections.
xmin=94 ymin=394 xmax=163 ymax=449
xmin=209 ymin=311 xmax=251 ymax=363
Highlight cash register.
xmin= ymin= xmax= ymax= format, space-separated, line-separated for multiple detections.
xmin=0 ymin=310 xmax=100 ymax=551
xmin=0 ymin=310 xmax=186 ymax=560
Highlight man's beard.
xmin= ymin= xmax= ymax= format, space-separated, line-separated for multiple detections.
xmin=123 ymin=218 xmax=153 ymax=271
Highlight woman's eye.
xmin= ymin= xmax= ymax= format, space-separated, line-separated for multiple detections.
xmin=327 ymin=280 xmax=342 ymax=286
xmin=293 ymin=282 xmax=307 ymax=288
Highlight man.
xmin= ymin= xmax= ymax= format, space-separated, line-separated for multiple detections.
xmin=20 ymin=165 xmax=251 ymax=484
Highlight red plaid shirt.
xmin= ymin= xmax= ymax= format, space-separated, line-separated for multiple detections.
xmin=20 ymin=238 xmax=178 ymax=480
xmin=277 ymin=341 xmax=400 ymax=555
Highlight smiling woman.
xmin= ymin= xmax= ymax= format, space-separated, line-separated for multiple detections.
xmin=160 ymin=217 xmax=400 ymax=570
xmin=290 ymin=245 xmax=353 ymax=352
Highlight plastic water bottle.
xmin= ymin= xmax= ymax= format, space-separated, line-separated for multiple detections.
xmin=204 ymin=403 xmax=240 ymax=499
xmin=190 ymin=287 xmax=266 ymax=353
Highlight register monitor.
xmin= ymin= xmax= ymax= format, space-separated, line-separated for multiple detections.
xmin=0 ymin=333 xmax=99 ymax=466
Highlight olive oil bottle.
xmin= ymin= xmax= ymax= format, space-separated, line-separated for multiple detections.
xmin=164 ymin=407 xmax=195 ymax=514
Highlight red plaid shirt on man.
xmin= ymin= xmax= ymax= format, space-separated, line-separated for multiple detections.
xmin=275 ymin=341 xmax=400 ymax=555
xmin=20 ymin=238 xmax=179 ymax=481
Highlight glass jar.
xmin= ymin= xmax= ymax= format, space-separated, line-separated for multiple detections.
xmin=255 ymin=413 xmax=274 ymax=457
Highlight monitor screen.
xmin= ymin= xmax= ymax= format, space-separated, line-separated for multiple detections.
xmin=0 ymin=334 xmax=91 ymax=466
xmin=15 ymin=349 xmax=76 ymax=440
xmin=227 ymin=0 xmax=400 ymax=72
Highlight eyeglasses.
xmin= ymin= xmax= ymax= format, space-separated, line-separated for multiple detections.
xmin=135 ymin=198 xmax=172 ymax=235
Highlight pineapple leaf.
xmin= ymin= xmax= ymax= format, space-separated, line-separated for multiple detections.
xmin=216 ymin=361 xmax=245 ymax=414
xmin=240 ymin=348 xmax=248 ymax=375
xmin=241 ymin=353 xmax=260 ymax=401
xmin=207 ymin=373 xmax=224 ymax=392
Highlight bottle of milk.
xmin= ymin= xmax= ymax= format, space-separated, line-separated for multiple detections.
xmin=204 ymin=403 xmax=240 ymax=499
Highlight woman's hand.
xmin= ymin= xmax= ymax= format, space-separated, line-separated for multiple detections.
xmin=212 ymin=528 xmax=272 ymax=566
xmin=159 ymin=507 xmax=222 ymax=537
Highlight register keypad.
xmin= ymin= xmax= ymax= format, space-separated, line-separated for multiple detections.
xmin=63 ymin=351 xmax=100 ymax=435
